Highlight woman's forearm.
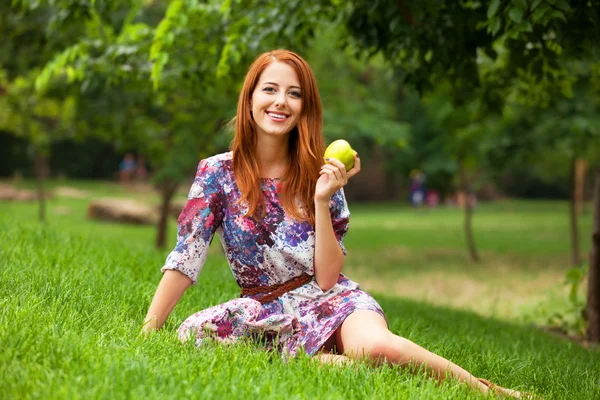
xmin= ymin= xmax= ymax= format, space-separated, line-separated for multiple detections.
xmin=142 ymin=270 xmax=192 ymax=333
xmin=313 ymin=199 xmax=344 ymax=291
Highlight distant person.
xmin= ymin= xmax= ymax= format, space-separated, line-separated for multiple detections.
xmin=119 ymin=153 xmax=136 ymax=183
xmin=142 ymin=50 xmax=531 ymax=399
xmin=409 ymin=169 xmax=426 ymax=207
xmin=426 ymin=189 xmax=440 ymax=208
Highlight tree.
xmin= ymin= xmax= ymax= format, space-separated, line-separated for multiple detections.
xmin=582 ymin=59 xmax=600 ymax=342
xmin=34 ymin=0 xmax=341 ymax=248
xmin=487 ymin=60 xmax=600 ymax=267
xmin=0 ymin=70 xmax=75 ymax=221
xmin=35 ymin=0 xmax=240 ymax=248
xmin=36 ymin=0 xmax=392 ymax=248
xmin=0 ymin=1 xmax=85 ymax=220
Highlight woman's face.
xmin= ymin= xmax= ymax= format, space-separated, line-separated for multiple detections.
xmin=251 ymin=62 xmax=302 ymax=140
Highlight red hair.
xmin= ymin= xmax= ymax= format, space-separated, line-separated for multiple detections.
xmin=231 ymin=49 xmax=325 ymax=225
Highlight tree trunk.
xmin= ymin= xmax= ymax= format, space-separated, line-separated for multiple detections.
xmin=155 ymin=179 xmax=178 ymax=250
xmin=459 ymin=168 xmax=480 ymax=262
xmin=570 ymin=157 xmax=581 ymax=266
xmin=575 ymin=158 xmax=587 ymax=215
xmin=34 ymin=152 xmax=49 ymax=222
xmin=586 ymin=167 xmax=600 ymax=343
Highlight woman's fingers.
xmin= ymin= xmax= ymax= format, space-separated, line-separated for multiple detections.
xmin=321 ymin=164 xmax=345 ymax=184
xmin=325 ymin=157 xmax=345 ymax=171
xmin=320 ymin=166 xmax=340 ymax=184
xmin=318 ymin=156 xmax=360 ymax=199
xmin=324 ymin=158 xmax=347 ymax=181
xmin=347 ymin=154 xmax=361 ymax=178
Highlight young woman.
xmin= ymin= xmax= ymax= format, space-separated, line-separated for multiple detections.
xmin=143 ymin=49 xmax=529 ymax=399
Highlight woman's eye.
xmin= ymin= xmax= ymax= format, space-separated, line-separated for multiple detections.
xmin=289 ymin=91 xmax=302 ymax=98
xmin=263 ymin=87 xmax=276 ymax=93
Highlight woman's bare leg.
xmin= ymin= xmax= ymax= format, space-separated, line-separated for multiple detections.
xmin=315 ymin=351 xmax=353 ymax=366
xmin=334 ymin=310 xmax=491 ymax=393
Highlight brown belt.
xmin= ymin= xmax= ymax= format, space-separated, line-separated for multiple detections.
xmin=240 ymin=273 xmax=312 ymax=304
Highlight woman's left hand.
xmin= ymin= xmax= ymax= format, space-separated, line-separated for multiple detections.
xmin=314 ymin=154 xmax=361 ymax=204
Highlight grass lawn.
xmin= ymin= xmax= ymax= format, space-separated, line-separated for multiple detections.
xmin=1 ymin=179 xmax=599 ymax=399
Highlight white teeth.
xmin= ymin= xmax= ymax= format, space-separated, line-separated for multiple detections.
xmin=267 ymin=112 xmax=288 ymax=120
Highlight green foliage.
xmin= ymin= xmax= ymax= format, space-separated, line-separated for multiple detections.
xmin=486 ymin=58 xmax=600 ymax=188
xmin=30 ymin=0 xmax=417 ymax=190
xmin=337 ymin=0 xmax=599 ymax=104
xmin=0 ymin=69 xmax=76 ymax=157
xmin=24 ymin=0 xmax=234 ymax=190
xmin=547 ymin=262 xmax=589 ymax=337
xmin=150 ymin=0 xmax=227 ymax=91
xmin=306 ymin=26 xmax=410 ymax=156
xmin=3 ymin=0 xmax=600 ymax=203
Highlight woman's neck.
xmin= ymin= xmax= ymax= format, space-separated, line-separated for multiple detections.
xmin=256 ymin=135 xmax=290 ymax=179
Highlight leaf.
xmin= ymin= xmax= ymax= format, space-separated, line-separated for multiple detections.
xmin=220 ymin=0 xmax=232 ymax=18
xmin=151 ymin=52 xmax=169 ymax=91
xmin=553 ymin=0 xmax=571 ymax=13
xmin=509 ymin=7 xmax=524 ymax=23
xmin=34 ymin=43 xmax=83 ymax=93
xmin=565 ymin=268 xmax=583 ymax=283
xmin=151 ymin=0 xmax=184 ymax=60
xmin=216 ymin=40 xmax=234 ymax=79
xmin=545 ymin=40 xmax=563 ymax=55
xmin=550 ymin=9 xmax=567 ymax=22
xmin=531 ymin=5 xmax=548 ymax=23
xmin=513 ymin=0 xmax=527 ymax=10
xmin=569 ymin=283 xmax=580 ymax=303
xmin=424 ymin=49 xmax=433 ymax=63
xmin=515 ymin=21 xmax=533 ymax=32
xmin=489 ymin=16 xmax=501 ymax=35
xmin=487 ymin=0 xmax=501 ymax=18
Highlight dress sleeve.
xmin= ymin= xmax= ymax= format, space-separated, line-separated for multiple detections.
xmin=329 ymin=188 xmax=350 ymax=255
xmin=161 ymin=158 xmax=224 ymax=284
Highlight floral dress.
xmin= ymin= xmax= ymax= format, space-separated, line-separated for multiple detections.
xmin=162 ymin=152 xmax=386 ymax=357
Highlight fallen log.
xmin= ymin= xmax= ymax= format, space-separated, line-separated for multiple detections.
xmin=87 ymin=198 xmax=158 ymax=225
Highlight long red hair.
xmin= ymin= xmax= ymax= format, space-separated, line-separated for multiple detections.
xmin=231 ymin=49 xmax=325 ymax=225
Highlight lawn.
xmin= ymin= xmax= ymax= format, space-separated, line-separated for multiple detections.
xmin=1 ymin=180 xmax=598 ymax=399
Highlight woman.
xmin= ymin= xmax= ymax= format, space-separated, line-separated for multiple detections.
xmin=143 ymin=49 xmax=528 ymax=399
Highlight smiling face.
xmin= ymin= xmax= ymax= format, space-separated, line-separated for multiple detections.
xmin=251 ymin=61 xmax=302 ymax=140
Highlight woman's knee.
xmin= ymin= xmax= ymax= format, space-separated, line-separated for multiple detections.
xmin=342 ymin=331 xmax=395 ymax=360
xmin=336 ymin=310 xmax=389 ymax=357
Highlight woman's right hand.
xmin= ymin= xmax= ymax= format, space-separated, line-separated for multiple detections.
xmin=141 ymin=270 xmax=192 ymax=335
xmin=314 ymin=154 xmax=361 ymax=204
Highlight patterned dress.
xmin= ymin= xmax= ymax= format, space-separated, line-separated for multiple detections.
xmin=162 ymin=152 xmax=386 ymax=358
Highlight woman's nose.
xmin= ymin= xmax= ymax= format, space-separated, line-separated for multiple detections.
xmin=274 ymin=93 xmax=286 ymax=107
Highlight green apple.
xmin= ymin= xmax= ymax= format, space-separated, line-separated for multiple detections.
xmin=324 ymin=139 xmax=357 ymax=171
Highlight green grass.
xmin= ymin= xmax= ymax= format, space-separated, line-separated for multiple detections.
xmin=1 ymin=180 xmax=599 ymax=399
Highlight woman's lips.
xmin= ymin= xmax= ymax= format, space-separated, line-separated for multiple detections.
xmin=266 ymin=111 xmax=290 ymax=122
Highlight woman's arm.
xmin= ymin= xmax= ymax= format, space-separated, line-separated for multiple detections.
xmin=313 ymin=155 xmax=360 ymax=291
xmin=143 ymin=158 xmax=224 ymax=333
xmin=313 ymin=198 xmax=345 ymax=291
xmin=142 ymin=270 xmax=192 ymax=333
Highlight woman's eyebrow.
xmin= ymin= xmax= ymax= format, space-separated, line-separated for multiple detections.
xmin=261 ymin=81 xmax=301 ymax=90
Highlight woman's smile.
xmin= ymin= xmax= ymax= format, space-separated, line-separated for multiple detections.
xmin=266 ymin=110 xmax=290 ymax=122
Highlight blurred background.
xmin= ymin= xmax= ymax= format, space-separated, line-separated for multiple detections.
xmin=1 ymin=1 xmax=599 ymax=342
